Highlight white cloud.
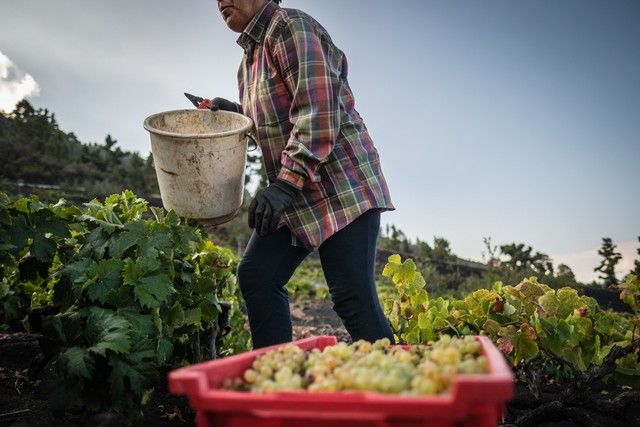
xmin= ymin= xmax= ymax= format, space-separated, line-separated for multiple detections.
xmin=554 ymin=240 xmax=638 ymax=284
xmin=0 ymin=51 xmax=40 ymax=113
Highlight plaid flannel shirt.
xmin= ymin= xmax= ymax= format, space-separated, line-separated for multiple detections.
xmin=237 ymin=2 xmax=394 ymax=250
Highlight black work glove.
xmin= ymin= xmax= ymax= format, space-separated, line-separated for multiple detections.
xmin=248 ymin=179 xmax=298 ymax=236
xmin=210 ymin=97 xmax=241 ymax=113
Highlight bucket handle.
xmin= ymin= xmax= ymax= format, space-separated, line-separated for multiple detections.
xmin=246 ymin=132 xmax=258 ymax=152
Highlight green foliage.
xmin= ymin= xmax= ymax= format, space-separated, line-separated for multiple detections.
xmin=195 ymin=240 xmax=251 ymax=356
xmin=381 ymin=254 xmax=440 ymax=343
xmin=381 ymin=254 xmax=639 ymax=386
xmin=0 ymin=190 xmax=249 ymax=421
xmin=0 ymin=193 xmax=78 ymax=329
xmin=616 ymin=274 xmax=640 ymax=339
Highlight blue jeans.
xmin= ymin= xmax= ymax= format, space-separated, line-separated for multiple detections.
xmin=237 ymin=209 xmax=394 ymax=348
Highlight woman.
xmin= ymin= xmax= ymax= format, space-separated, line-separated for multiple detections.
xmin=212 ymin=0 xmax=396 ymax=348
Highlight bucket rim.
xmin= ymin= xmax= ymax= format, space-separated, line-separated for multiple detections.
xmin=143 ymin=109 xmax=254 ymax=139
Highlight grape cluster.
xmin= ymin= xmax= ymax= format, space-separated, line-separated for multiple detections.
xmin=223 ymin=335 xmax=488 ymax=395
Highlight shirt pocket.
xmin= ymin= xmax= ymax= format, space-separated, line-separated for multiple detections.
xmin=255 ymin=75 xmax=291 ymax=126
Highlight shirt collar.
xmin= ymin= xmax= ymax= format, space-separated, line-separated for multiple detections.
xmin=236 ymin=1 xmax=280 ymax=52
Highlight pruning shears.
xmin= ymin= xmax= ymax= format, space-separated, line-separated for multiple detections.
xmin=184 ymin=92 xmax=212 ymax=110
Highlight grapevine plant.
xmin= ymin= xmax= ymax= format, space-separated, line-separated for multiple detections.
xmin=0 ymin=191 xmax=251 ymax=422
xmin=381 ymin=254 xmax=640 ymax=385
xmin=0 ymin=193 xmax=78 ymax=329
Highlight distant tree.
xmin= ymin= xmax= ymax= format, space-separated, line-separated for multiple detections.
xmin=417 ymin=238 xmax=432 ymax=259
xmin=499 ymin=243 xmax=551 ymax=275
xmin=429 ymin=238 xmax=452 ymax=261
xmin=104 ymin=134 xmax=118 ymax=151
xmin=556 ymin=263 xmax=576 ymax=284
xmin=594 ymin=237 xmax=623 ymax=287
xmin=423 ymin=237 xmax=456 ymax=276
xmin=482 ymin=237 xmax=498 ymax=265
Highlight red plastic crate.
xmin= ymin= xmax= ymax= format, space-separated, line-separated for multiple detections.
xmin=169 ymin=336 xmax=514 ymax=427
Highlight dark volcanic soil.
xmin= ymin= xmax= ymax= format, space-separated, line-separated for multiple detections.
xmin=290 ymin=297 xmax=351 ymax=343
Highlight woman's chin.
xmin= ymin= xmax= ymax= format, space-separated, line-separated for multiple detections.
xmin=224 ymin=16 xmax=244 ymax=33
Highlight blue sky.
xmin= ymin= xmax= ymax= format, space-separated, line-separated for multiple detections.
xmin=1 ymin=0 xmax=639 ymax=281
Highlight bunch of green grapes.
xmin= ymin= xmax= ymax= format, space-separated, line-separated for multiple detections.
xmin=224 ymin=335 xmax=488 ymax=395
xmin=226 ymin=344 xmax=307 ymax=392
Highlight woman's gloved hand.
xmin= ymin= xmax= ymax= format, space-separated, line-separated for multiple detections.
xmin=209 ymin=97 xmax=241 ymax=113
xmin=249 ymin=179 xmax=298 ymax=236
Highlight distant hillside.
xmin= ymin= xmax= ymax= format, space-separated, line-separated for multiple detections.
xmin=0 ymin=100 xmax=158 ymax=198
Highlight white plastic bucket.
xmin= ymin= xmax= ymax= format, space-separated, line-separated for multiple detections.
xmin=143 ymin=109 xmax=254 ymax=224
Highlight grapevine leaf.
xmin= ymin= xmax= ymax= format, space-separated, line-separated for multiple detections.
xmin=464 ymin=289 xmax=500 ymax=317
xmin=167 ymin=303 xmax=185 ymax=328
xmin=133 ymin=274 xmax=174 ymax=309
xmin=109 ymin=221 xmax=145 ymax=258
xmin=556 ymin=288 xmax=583 ymax=318
xmin=49 ymin=200 xmax=81 ymax=219
xmin=156 ymin=337 xmax=174 ymax=365
xmin=482 ymin=319 xmax=502 ymax=336
xmin=123 ymin=257 xmax=161 ymax=286
xmin=382 ymin=254 xmax=402 ymax=277
xmin=85 ymin=227 xmax=110 ymax=258
xmin=184 ymin=307 xmax=202 ymax=326
xmin=178 ymin=226 xmax=200 ymax=248
xmin=594 ymin=312 xmax=629 ymax=341
xmin=192 ymin=275 xmax=216 ymax=294
xmin=108 ymin=352 xmax=155 ymax=397
xmin=85 ymin=308 xmax=131 ymax=356
xmin=34 ymin=213 xmax=70 ymax=238
xmin=491 ymin=281 xmax=504 ymax=292
xmin=514 ymin=328 xmax=539 ymax=364
xmin=393 ymin=259 xmax=417 ymax=286
xmin=60 ymin=347 xmax=95 ymax=379
xmin=514 ymin=278 xmax=546 ymax=303
xmin=199 ymin=299 xmax=218 ymax=323
xmin=42 ymin=311 xmax=83 ymax=347
xmin=568 ymin=315 xmax=592 ymax=339
xmin=556 ymin=319 xmax=575 ymax=346
xmin=138 ymin=229 xmax=172 ymax=258
xmin=105 ymin=285 xmax=136 ymax=309
xmin=537 ymin=317 xmax=568 ymax=355
xmin=488 ymin=312 xmax=512 ymax=324
xmin=565 ymin=347 xmax=587 ymax=371
xmin=7 ymin=215 xmax=29 ymax=250
xmin=417 ymin=312 xmax=429 ymax=329
xmin=86 ymin=259 xmax=124 ymax=303
xmin=133 ymin=286 xmax=156 ymax=309
xmin=538 ymin=291 xmax=560 ymax=317
xmin=117 ymin=308 xmax=156 ymax=336
xmin=62 ymin=258 xmax=93 ymax=285
xmin=31 ymin=234 xmax=57 ymax=262
xmin=580 ymin=335 xmax=600 ymax=369
xmin=413 ymin=273 xmax=426 ymax=289
xmin=404 ymin=328 xmax=421 ymax=344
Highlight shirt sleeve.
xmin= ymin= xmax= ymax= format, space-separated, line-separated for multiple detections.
xmin=271 ymin=17 xmax=341 ymax=190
